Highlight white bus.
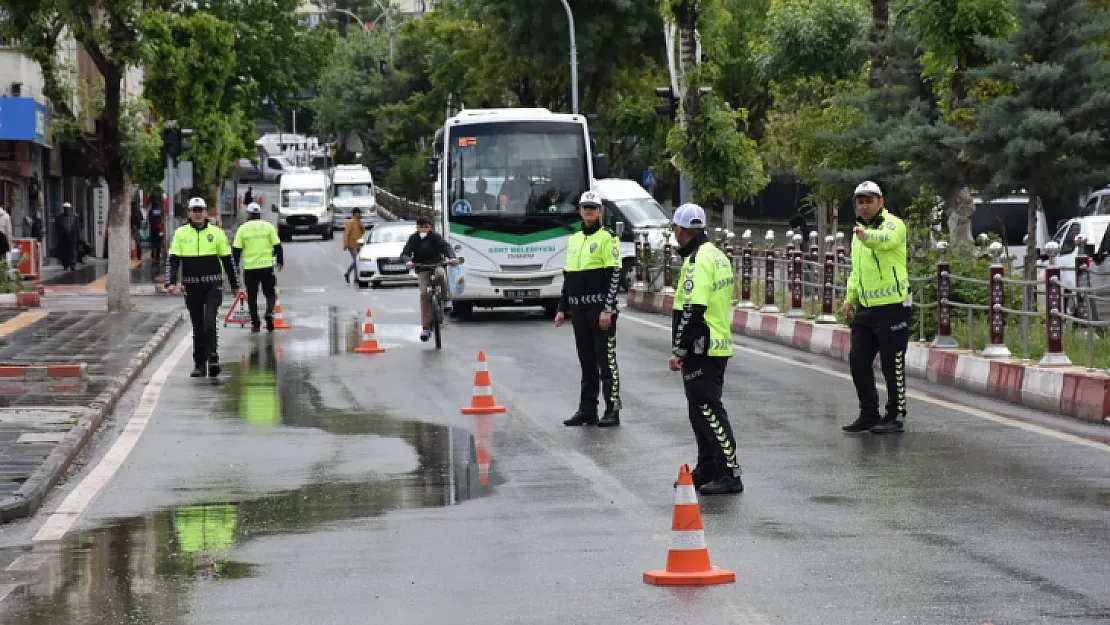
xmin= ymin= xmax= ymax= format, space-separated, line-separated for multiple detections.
xmin=424 ymin=108 xmax=609 ymax=318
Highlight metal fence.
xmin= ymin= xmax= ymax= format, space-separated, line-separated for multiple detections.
xmin=634 ymin=229 xmax=1110 ymax=372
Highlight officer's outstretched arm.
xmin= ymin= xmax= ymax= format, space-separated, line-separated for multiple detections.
xmin=673 ymin=261 xmax=710 ymax=357
xmin=860 ymin=219 xmax=906 ymax=251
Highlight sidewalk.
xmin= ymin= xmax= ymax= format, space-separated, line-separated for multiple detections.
xmin=0 ymin=309 xmax=183 ymax=521
xmin=35 ymin=256 xmax=165 ymax=296
xmin=627 ymin=287 xmax=1110 ymax=426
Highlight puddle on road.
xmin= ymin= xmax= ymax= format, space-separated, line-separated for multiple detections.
xmin=0 ymin=312 xmax=501 ymax=625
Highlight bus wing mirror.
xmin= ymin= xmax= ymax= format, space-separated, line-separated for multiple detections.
xmin=592 ymin=154 xmax=609 ymax=179
xmin=425 ymin=157 xmax=439 ymax=183
xmin=615 ymin=221 xmax=624 ymax=237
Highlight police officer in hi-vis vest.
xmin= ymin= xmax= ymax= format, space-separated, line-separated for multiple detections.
xmin=840 ymin=180 xmax=911 ymax=434
xmin=670 ymin=203 xmax=744 ymax=495
xmin=167 ymin=197 xmax=240 ymax=378
xmin=232 ymin=202 xmax=284 ymax=333
xmin=555 ymin=190 xmax=623 ymax=427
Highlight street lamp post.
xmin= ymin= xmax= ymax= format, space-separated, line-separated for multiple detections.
xmin=558 ymin=0 xmax=579 ymax=114
xmin=370 ymin=0 xmax=396 ymax=66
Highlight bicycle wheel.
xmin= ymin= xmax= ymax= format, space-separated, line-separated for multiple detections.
xmin=431 ymin=291 xmax=443 ymax=349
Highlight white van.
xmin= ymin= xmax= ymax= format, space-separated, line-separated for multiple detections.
xmin=593 ymin=178 xmax=675 ymax=290
xmin=971 ymin=193 xmax=1050 ymax=268
xmin=274 ymin=171 xmax=334 ymax=241
xmin=330 ymin=165 xmax=377 ymax=230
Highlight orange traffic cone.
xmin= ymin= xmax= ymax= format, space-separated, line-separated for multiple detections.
xmin=473 ymin=413 xmax=494 ymax=486
xmin=353 ymin=309 xmax=386 ymax=354
xmin=643 ymin=464 xmax=735 ymax=586
xmin=461 ymin=351 xmax=506 ymax=415
xmin=272 ymin=290 xmax=291 ymax=329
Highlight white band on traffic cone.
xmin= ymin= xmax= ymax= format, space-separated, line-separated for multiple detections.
xmin=674 ymin=485 xmax=698 ymax=505
xmin=669 ymin=529 xmax=708 ymax=551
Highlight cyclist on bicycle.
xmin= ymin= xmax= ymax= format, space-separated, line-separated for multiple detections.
xmin=403 ymin=216 xmax=459 ymax=342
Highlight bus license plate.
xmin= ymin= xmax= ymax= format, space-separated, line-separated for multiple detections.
xmin=504 ymin=289 xmax=540 ymax=298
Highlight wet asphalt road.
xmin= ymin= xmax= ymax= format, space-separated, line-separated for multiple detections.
xmin=0 ymin=230 xmax=1108 ymax=624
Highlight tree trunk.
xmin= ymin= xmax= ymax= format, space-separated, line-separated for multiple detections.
xmin=947 ymin=185 xmax=974 ymax=246
xmin=676 ymin=9 xmax=698 ymax=175
xmin=867 ymin=0 xmax=890 ymax=89
xmin=1025 ymin=192 xmax=1038 ymax=282
xmin=107 ymin=181 xmax=134 ymax=313
xmin=722 ymin=200 xmax=734 ymax=233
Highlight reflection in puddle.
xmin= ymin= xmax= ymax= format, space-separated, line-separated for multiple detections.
xmin=0 ymin=325 xmax=500 ymax=625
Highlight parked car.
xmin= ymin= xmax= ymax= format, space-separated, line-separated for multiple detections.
xmin=355 ymin=220 xmax=418 ymax=288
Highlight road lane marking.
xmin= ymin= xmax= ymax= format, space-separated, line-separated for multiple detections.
xmin=0 ymin=583 xmax=19 ymax=602
xmin=621 ymin=312 xmax=1110 ymax=453
xmin=0 ymin=311 xmax=47 ymax=338
xmin=5 ymin=553 xmax=47 ymax=571
xmin=32 ymin=333 xmax=192 ymax=542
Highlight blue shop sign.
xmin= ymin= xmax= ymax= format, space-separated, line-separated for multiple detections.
xmin=0 ymin=97 xmax=48 ymax=146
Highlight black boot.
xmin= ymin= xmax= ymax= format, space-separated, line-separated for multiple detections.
xmin=869 ymin=415 xmax=904 ymax=434
xmin=841 ymin=414 xmax=881 ymax=433
xmin=207 ymin=356 xmax=221 ymax=378
xmin=597 ymin=408 xmax=620 ymax=427
xmin=190 ymin=365 xmax=206 ymax=378
xmin=563 ymin=411 xmax=599 ymax=426
xmin=699 ymin=474 xmax=745 ymax=495
xmin=265 ymin=314 xmax=275 ymax=332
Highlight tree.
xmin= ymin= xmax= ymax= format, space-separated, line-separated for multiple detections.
xmin=0 ymin=0 xmax=150 ymax=312
xmin=659 ymin=0 xmax=768 ymax=227
xmin=466 ymin=0 xmax=665 ymax=113
xmin=969 ymin=0 xmax=1110 ymax=279
xmin=143 ymin=11 xmax=249 ymax=196
xmin=901 ymin=0 xmax=1014 ymax=242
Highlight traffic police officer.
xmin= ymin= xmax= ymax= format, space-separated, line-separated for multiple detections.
xmin=669 ymin=203 xmax=744 ymax=495
xmin=167 ymin=197 xmax=240 ymax=378
xmin=839 ymin=181 xmax=910 ymax=434
xmin=555 ymin=190 xmax=623 ymax=427
xmin=232 ymin=202 xmax=284 ymax=333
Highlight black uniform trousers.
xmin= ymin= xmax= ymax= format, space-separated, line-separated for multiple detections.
xmin=849 ymin=302 xmax=911 ymax=420
xmin=185 ymin=285 xmax=222 ymax=369
xmin=570 ymin=305 xmax=621 ymax=415
xmin=682 ymin=355 xmax=740 ymax=479
xmin=243 ymin=267 xmax=277 ymax=328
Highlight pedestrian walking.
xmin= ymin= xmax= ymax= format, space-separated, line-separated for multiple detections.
xmin=839 ymin=180 xmax=911 ymax=434
xmin=56 ymin=202 xmax=78 ymax=270
xmin=243 ymin=186 xmax=254 ymax=207
xmin=167 ymin=197 xmax=240 ymax=378
xmin=232 ymin=202 xmax=283 ymax=333
xmin=555 ymin=190 xmax=622 ymax=427
xmin=343 ymin=207 xmax=364 ymax=284
xmin=669 ymin=203 xmax=743 ymax=495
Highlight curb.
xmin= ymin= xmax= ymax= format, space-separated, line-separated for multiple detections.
xmin=0 ymin=310 xmax=185 ymax=522
xmin=0 ymin=292 xmax=41 ymax=309
xmin=628 ymin=288 xmax=1110 ymax=425
xmin=0 ymin=363 xmax=87 ymax=379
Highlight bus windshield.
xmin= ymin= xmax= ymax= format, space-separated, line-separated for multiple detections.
xmin=281 ymin=190 xmax=326 ymax=208
xmin=447 ymin=121 xmax=588 ymax=226
xmin=335 ymin=183 xmax=373 ymax=198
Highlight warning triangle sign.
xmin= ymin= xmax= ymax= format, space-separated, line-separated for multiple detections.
xmin=224 ymin=291 xmax=253 ymax=327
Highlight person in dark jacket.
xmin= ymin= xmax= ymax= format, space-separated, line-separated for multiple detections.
xmin=402 ymin=216 xmax=458 ymax=342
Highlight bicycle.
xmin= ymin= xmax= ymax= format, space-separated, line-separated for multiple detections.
xmin=412 ymin=259 xmax=464 ymax=350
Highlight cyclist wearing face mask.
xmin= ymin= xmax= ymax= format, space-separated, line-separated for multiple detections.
xmin=403 ymin=216 xmax=459 ymax=342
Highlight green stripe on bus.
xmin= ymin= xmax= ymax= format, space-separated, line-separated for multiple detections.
xmin=448 ymin=222 xmax=581 ymax=245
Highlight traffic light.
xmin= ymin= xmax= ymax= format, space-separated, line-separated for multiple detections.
xmin=654 ymin=86 xmax=677 ymax=121
xmin=179 ymin=128 xmax=194 ymax=154
xmin=163 ymin=126 xmax=180 ymax=158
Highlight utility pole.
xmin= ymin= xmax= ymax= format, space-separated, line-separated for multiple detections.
xmin=558 ymin=0 xmax=579 ymax=114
